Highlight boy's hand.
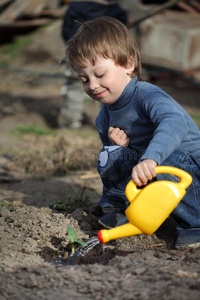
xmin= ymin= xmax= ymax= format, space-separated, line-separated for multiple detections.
xmin=131 ymin=159 xmax=157 ymax=187
xmin=108 ymin=126 xmax=130 ymax=147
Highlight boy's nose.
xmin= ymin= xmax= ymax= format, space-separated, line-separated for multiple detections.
xmin=89 ymin=79 xmax=99 ymax=91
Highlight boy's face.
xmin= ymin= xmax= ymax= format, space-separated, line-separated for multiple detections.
xmin=74 ymin=56 xmax=134 ymax=105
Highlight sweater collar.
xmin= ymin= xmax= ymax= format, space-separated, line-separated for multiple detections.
xmin=109 ymin=76 xmax=137 ymax=111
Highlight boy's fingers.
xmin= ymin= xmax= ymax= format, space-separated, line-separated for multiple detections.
xmin=132 ymin=169 xmax=146 ymax=186
xmin=108 ymin=126 xmax=115 ymax=135
xmin=132 ymin=160 xmax=157 ymax=186
xmin=108 ymin=127 xmax=130 ymax=147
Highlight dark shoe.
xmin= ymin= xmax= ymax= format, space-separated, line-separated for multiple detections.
xmin=98 ymin=208 xmax=128 ymax=229
xmin=101 ymin=207 xmax=116 ymax=215
xmin=175 ymin=234 xmax=200 ymax=249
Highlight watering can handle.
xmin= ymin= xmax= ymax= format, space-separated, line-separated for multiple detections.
xmin=155 ymin=166 xmax=192 ymax=189
xmin=125 ymin=166 xmax=192 ymax=203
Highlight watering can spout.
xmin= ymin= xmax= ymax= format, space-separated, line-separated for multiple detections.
xmin=97 ymin=166 xmax=192 ymax=244
xmin=98 ymin=223 xmax=143 ymax=244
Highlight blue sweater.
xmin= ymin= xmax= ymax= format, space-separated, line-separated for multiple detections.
xmin=96 ymin=77 xmax=200 ymax=166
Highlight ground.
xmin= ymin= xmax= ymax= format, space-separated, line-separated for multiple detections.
xmin=0 ymin=24 xmax=200 ymax=300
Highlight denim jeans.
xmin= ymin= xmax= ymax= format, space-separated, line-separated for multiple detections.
xmin=97 ymin=146 xmax=200 ymax=237
xmin=97 ymin=146 xmax=139 ymax=210
xmin=158 ymin=149 xmax=200 ymax=238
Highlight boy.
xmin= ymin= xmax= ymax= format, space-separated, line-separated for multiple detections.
xmin=66 ymin=16 xmax=200 ymax=248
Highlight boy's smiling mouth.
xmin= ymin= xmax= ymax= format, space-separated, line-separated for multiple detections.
xmin=92 ymin=89 xmax=107 ymax=98
xmin=96 ymin=90 xmax=106 ymax=98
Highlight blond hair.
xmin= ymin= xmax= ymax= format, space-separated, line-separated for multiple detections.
xmin=66 ymin=16 xmax=141 ymax=79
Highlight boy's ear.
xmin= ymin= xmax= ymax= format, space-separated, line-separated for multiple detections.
xmin=126 ymin=56 xmax=135 ymax=75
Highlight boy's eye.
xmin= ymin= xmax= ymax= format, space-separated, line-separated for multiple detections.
xmin=97 ymin=74 xmax=104 ymax=78
xmin=81 ymin=79 xmax=88 ymax=84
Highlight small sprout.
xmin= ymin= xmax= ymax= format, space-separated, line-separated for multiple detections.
xmin=67 ymin=226 xmax=87 ymax=256
xmin=0 ymin=199 xmax=15 ymax=210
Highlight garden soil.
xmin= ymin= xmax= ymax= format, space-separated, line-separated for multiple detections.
xmin=0 ymin=24 xmax=200 ymax=300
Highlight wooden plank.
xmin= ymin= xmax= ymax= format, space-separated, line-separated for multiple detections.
xmin=0 ymin=18 xmax=51 ymax=39
xmin=22 ymin=0 xmax=50 ymax=18
xmin=46 ymin=0 xmax=61 ymax=9
xmin=0 ymin=0 xmax=31 ymax=24
xmin=0 ymin=1 xmax=11 ymax=15
xmin=41 ymin=8 xmax=66 ymax=18
xmin=0 ymin=0 xmax=14 ymax=8
xmin=2 ymin=18 xmax=51 ymax=27
xmin=0 ymin=17 xmax=51 ymax=28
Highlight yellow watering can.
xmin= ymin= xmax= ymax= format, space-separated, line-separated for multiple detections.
xmin=98 ymin=166 xmax=192 ymax=244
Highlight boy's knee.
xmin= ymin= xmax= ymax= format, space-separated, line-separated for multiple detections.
xmin=98 ymin=146 xmax=122 ymax=169
xmin=97 ymin=145 xmax=137 ymax=179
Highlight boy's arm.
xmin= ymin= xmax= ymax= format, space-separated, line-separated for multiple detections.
xmin=138 ymin=92 xmax=188 ymax=165
xmin=131 ymin=91 xmax=188 ymax=186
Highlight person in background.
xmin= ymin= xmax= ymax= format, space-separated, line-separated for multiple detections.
xmin=66 ymin=16 xmax=200 ymax=249
xmin=60 ymin=0 xmax=127 ymax=129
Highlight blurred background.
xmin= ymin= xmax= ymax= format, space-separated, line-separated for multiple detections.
xmin=0 ymin=0 xmax=199 ymax=130
xmin=0 ymin=0 xmax=199 ymax=202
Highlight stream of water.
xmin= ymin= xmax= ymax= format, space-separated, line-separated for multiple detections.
xmin=67 ymin=237 xmax=102 ymax=265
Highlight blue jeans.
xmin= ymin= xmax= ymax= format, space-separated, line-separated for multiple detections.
xmin=97 ymin=146 xmax=139 ymax=209
xmin=97 ymin=146 xmax=200 ymax=238
xmin=158 ymin=149 xmax=200 ymax=239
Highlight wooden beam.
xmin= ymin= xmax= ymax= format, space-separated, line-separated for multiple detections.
xmin=0 ymin=0 xmax=31 ymax=23
xmin=22 ymin=0 xmax=50 ymax=18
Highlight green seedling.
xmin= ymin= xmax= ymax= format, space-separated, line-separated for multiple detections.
xmin=67 ymin=226 xmax=87 ymax=256
xmin=0 ymin=199 xmax=14 ymax=210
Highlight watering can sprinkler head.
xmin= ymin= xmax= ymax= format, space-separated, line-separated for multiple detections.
xmin=97 ymin=166 xmax=192 ymax=244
